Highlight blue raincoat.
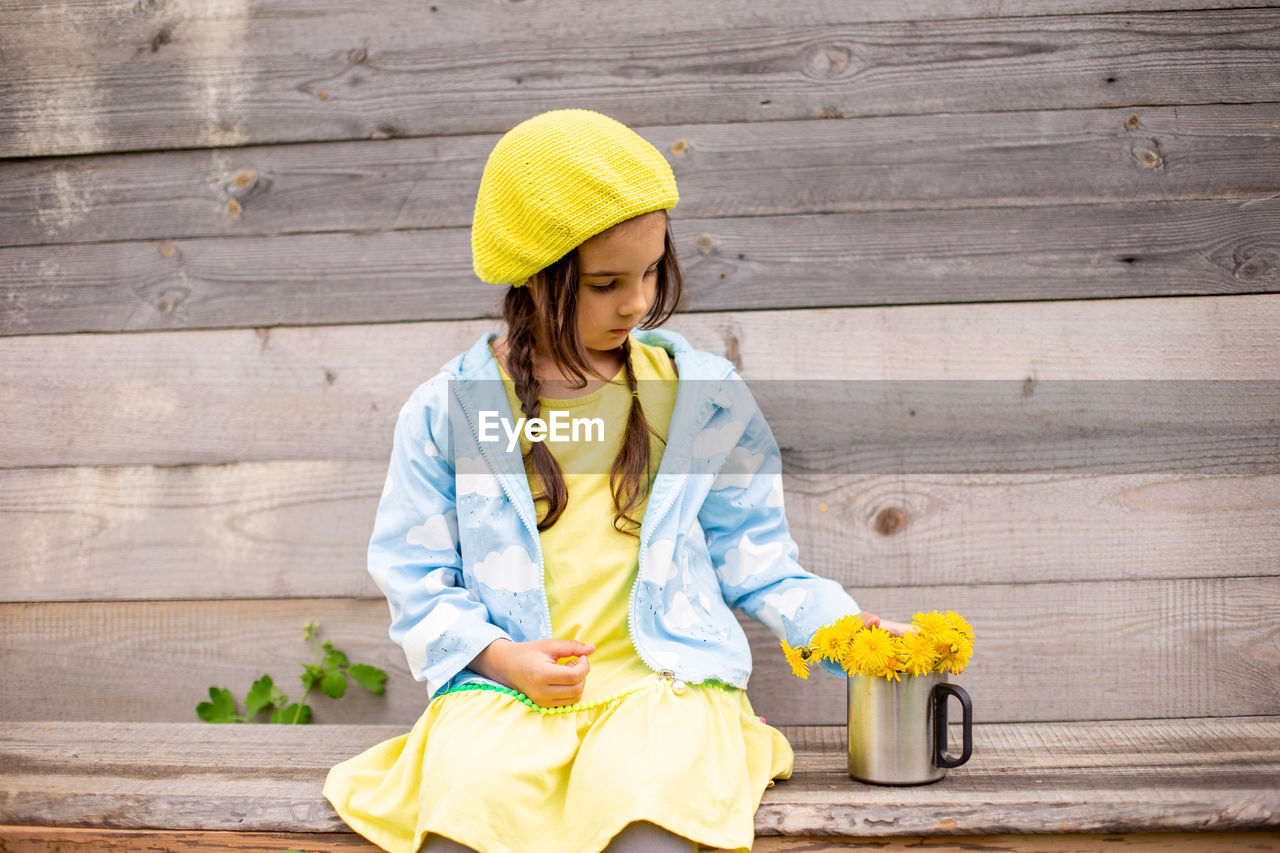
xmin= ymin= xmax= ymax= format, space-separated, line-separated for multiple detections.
xmin=368 ymin=328 xmax=858 ymax=698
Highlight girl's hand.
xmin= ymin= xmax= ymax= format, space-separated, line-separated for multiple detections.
xmin=858 ymin=612 xmax=918 ymax=638
xmin=471 ymin=638 xmax=596 ymax=707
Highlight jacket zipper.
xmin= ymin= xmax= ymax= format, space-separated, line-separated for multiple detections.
xmin=453 ymin=381 xmax=552 ymax=639
xmin=629 ymin=386 xmax=724 ymax=680
xmin=629 ymin=474 xmax=682 ymax=676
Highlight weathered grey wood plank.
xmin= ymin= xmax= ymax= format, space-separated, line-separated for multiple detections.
xmin=4 ymin=104 xmax=1277 ymax=249
xmin=2 ymin=578 xmax=1277 ymax=723
xmin=1 ymin=719 xmax=1276 ymax=834
xmin=2 ymin=828 xmax=388 ymax=853
xmin=2 ymin=295 xmax=1277 ymax=468
xmin=3 ymin=7 xmax=1279 ymax=156
xmin=5 ymin=194 xmax=1279 ymax=335
xmin=2 ymin=828 xmax=1279 ymax=853
xmin=754 ymin=834 xmax=1280 ymax=852
xmin=4 ymin=464 xmax=1277 ymax=602
xmin=8 ymin=0 xmax=1273 ymax=54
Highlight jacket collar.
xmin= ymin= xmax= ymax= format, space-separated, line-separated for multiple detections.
xmin=447 ymin=327 xmax=738 ymax=545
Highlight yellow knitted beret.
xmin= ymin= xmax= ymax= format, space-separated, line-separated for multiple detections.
xmin=472 ymin=109 xmax=679 ymax=287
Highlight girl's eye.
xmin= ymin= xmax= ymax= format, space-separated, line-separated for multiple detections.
xmin=590 ymin=267 xmax=658 ymax=290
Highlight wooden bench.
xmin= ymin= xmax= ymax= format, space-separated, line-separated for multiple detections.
xmin=3 ymin=0 xmax=1279 ymax=850
xmin=4 ymin=718 xmax=1278 ymax=851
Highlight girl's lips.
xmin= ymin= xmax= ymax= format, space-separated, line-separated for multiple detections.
xmin=611 ymin=328 xmax=632 ymax=335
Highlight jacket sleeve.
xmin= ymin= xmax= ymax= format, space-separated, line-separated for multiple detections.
xmin=697 ymin=372 xmax=860 ymax=677
xmin=368 ymin=377 xmax=511 ymax=697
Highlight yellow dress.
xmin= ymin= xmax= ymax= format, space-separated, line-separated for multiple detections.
xmin=323 ymin=338 xmax=793 ymax=853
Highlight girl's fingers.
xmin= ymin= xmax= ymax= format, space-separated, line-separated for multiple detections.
xmin=542 ymin=639 xmax=596 ymax=660
xmin=530 ymin=679 xmax=587 ymax=706
xmin=541 ymin=655 xmax=590 ymax=686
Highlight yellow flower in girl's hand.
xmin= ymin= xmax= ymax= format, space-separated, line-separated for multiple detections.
xmin=780 ymin=640 xmax=811 ymax=680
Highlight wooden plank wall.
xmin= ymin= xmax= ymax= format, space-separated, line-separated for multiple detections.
xmin=1 ymin=0 xmax=1277 ymax=727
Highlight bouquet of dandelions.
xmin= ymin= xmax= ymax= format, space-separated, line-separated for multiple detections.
xmin=781 ymin=610 xmax=974 ymax=681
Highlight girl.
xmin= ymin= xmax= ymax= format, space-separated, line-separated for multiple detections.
xmin=323 ymin=108 xmax=912 ymax=853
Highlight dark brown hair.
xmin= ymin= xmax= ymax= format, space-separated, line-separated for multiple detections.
xmin=501 ymin=213 xmax=683 ymax=535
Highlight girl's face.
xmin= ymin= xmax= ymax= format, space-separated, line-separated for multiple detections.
xmin=574 ymin=211 xmax=667 ymax=357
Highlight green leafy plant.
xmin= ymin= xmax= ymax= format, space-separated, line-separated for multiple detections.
xmin=197 ymin=621 xmax=387 ymax=724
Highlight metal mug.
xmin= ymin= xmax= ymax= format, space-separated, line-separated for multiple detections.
xmin=847 ymin=670 xmax=973 ymax=785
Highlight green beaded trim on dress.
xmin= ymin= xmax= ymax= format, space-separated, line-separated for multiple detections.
xmin=434 ymin=676 xmax=740 ymax=716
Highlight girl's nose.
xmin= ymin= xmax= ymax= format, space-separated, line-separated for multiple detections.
xmin=619 ymin=281 xmax=650 ymax=317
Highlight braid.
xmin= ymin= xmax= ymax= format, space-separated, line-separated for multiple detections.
xmin=609 ymin=337 xmax=664 ymax=537
xmin=502 ymin=285 xmax=568 ymax=530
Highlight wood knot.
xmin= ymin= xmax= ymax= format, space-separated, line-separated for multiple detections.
xmin=370 ymin=126 xmax=395 ymax=140
xmin=1125 ymin=113 xmax=1140 ymax=130
xmin=1136 ymin=148 xmax=1161 ymax=168
xmin=698 ymin=234 xmax=717 ymax=254
xmin=725 ymin=332 xmax=741 ymax=370
xmin=670 ymin=139 xmax=688 ymax=155
xmin=318 ymin=91 xmax=328 ymax=100
xmin=226 ymin=199 xmax=242 ymax=218
xmin=818 ymin=107 xmax=840 ymax=119
xmin=232 ymin=170 xmax=254 ymax=188
xmin=804 ymin=43 xmax=852 ymax=81
xmin=150 ymin=26 xmax=172 ymax=53
xmin=1234 ymin=257 xmax=1268 ymax=280
xmin=874 ymin=507 xmax=906 ymax=536
xmin=348 ymin=47 xmax=367 ymax=64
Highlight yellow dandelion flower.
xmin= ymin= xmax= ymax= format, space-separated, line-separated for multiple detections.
xmin=830 ymin=613 xmax=866 ymax=638
xmin=950 ymin=635 xmax=974 ymax=673
xmin=810 ymin=614 xmax=864 ymax=663
xmin=912 ymin=611 xmax=950 ymax=637
xmin=877 ymin=659 xmax=904 ymax=681
xmin=781 ymin=639 xmax=811 ymax=680
xmin=809 ymin=625 xmax=845 ymax=663
xmin=935 ymin=630 xmax=974 ymax=675
xmin=844 ymin=626 xmax=896 ymax=676
xmin=899 ymin=629 xmax=940 ymax=676
xmin=944 ymin=609 xmax=974 ymax=639
xmin=876 ymin=637 xmax=907 ymax=681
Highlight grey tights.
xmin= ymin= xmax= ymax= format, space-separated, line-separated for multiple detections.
xmin=419 ymin=820 xmax=699 ymax=852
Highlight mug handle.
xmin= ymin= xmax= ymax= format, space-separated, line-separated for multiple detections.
xmin=932 ymin=682 xmax=973 ymax=768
